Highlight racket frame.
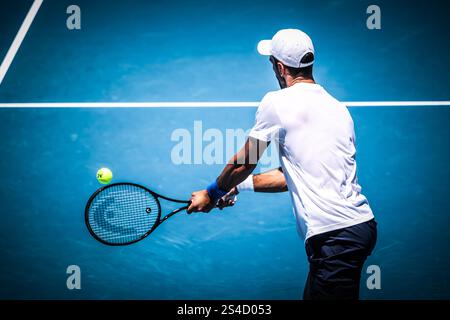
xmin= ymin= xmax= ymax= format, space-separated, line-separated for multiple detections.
xmin=85 ymin=182 xmax=189 ymax=246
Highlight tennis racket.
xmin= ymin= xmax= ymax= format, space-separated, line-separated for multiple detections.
xmin=85 ymin=182 xmax=190 ymax=246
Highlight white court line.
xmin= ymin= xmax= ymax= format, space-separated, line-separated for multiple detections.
xmin=0 ymin=0 xmax=43 ymax=85
xmin=0 ymin=102 xmax=259 ymax=108
xmin=0 ymin=101 xmax=449 ymax=108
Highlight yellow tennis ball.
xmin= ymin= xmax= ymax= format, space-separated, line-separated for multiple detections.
xmin=96 ymin=168 xmax=113 ymax=184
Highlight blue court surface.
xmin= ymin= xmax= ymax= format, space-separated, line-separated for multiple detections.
xmin=0 ymin=0 xmax=450 ymax=299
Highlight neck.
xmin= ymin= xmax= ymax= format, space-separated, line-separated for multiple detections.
xmin=287 ymin=76 xmax=315 ymax=87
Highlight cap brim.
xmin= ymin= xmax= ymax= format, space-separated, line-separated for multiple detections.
xmin=257 ymin=40 xmax=272 ymax=55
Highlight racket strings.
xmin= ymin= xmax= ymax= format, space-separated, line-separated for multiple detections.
xmin=87 ymin=184 xmax=160 ymax=244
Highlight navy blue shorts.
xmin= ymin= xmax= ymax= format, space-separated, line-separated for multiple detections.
xmin=303 ymin=219 xmax=377 ymax=300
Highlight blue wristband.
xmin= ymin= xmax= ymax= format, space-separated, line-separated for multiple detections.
xmin=206 ymin=181 xmax=228 ymax=203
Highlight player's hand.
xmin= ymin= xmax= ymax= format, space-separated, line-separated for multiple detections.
xmin=187 ymin=189 xmax=215 ymax=213
xmin=217 ymin=187 xmax=238 ymax=210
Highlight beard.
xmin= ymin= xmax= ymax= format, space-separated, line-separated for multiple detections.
xmin=276 ymin=76 xmax=287 ymax=89
xmin=274 ymin=69 xmax=287 ymax=89
xmin=270 ymin=56 xmax=287 ymax=89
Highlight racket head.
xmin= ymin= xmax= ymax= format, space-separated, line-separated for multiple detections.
xmin=85 ymin=182 xmax=161 ymax=246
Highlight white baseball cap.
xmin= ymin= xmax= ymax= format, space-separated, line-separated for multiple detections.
xmin=257 ymin=29 xmax=315 ymax=68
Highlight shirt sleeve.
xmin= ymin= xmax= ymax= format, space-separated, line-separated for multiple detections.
xmin=248 ymin=92 xmax=282 ymax=142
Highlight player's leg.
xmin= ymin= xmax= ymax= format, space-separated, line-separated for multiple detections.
xmin=303 ymin=219 xmax=377 ymax=300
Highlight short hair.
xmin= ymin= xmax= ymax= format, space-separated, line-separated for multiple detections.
xmin=274 ymin=52 xmax=314 ymax=78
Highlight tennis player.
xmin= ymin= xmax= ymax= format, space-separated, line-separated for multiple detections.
xmin=187 ymin=29 xmax=377 ymax=300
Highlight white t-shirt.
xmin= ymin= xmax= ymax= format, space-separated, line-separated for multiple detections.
xmin=249 ymin=83 xmax=374 ymax=241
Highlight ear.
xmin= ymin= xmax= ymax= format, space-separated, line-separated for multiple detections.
xmin=277 ymin=62 xmax=285 ymax=76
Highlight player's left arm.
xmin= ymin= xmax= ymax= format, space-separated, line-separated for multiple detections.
xmin=187 ymin=136 xmax=268 ymax=213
